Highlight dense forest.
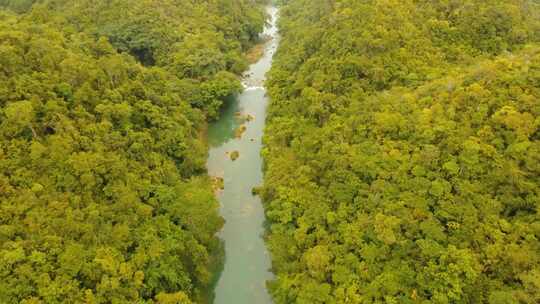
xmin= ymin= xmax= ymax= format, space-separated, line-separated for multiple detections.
xmin=263 ymin=0 xmax=540 ymax=303
xmin=0 ymin=0 xmax=266 ymax=303
xmin=2 ymin=0 xmax=540 ymax=303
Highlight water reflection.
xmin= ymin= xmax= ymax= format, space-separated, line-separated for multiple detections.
xmin=208 ymin=95 xmax=241 ymax=147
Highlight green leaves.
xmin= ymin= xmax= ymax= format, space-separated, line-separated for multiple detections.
xmin=1 ymin=100 xmax=35 ymax=137
xmin=262 ymin=0 xmax=540 ymax=302
xmin=0 ymin=0 xmax=266 ymax=303
xmin=443 ymin=161 xmax=460 ymax=175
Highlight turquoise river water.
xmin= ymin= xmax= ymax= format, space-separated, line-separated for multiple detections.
xmin=206 ymin=5 xmax=279 ymax=304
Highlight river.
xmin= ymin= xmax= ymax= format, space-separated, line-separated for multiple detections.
xmin=206 ymin=5 xmax=279 ymax=304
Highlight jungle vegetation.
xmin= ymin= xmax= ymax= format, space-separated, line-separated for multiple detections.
xmin=0 ymin=0 xmax=266 ymax=303
xmin=262 ymin=0 xmax=540 ymax=303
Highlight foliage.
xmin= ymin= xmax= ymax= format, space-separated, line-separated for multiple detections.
xmin=0 ymin=0 xmax=36 ymax=12
xmin=263 ymin=0 xmax=540 ymax=303
xmin=3 ymin=0 xmax=267 ymax=119
xmin=0 ymin=1 xmax=266 ymax=303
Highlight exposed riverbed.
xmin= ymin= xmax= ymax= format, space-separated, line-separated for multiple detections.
xmin=206 ymin=5 xmax=279 ymax=304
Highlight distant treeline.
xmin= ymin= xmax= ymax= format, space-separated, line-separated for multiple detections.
xmin=262 ymin=0 xmax=540 ymax=303
xmin=0 ymin=0 xmax=266 ymax=303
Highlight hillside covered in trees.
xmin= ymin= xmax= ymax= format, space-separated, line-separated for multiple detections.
xmin=263 ymin=0 xmax=540 ymax=303
xmin=0 ymin=0 xmax=266 ymax=303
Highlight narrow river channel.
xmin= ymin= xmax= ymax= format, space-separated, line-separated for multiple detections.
xmin=206 ymin=5 xmax=279 ymax=304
